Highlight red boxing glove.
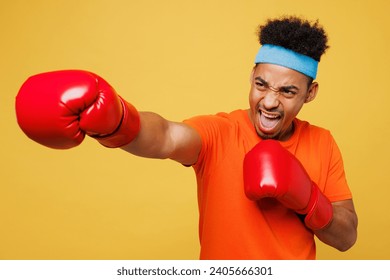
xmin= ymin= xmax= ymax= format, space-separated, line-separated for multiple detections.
xmin=16 ymin=70 xmax=140 ymax=149
xmin=243 ymin=140 xmax=333 ymax=230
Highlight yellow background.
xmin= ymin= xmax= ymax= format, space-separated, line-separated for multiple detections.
xmin=1 ymin=0 xmax=389 ymax=259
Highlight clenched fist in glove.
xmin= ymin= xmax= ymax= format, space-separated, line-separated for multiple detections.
xmin=243 ymin=140 xmax=333 ymax=230
xmin=15 ymin=70 xmax=140 ymax=149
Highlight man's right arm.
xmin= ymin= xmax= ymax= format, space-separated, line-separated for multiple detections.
xmin=15 ymin=70 xmax=202 ymax=166
xmin=122 ymin=111 xmax=202 ymax=166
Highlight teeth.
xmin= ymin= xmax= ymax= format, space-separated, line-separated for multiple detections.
xmin=261 ymin=111 xmax=279 ymax=119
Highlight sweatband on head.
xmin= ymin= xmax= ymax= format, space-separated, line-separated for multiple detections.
xmin=254 ymin=44 xmax=318 ymax=79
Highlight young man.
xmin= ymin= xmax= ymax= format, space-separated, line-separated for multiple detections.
xmin=16 ymin=16 xmax=358 ymax=259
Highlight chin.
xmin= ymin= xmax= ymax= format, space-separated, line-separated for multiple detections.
xmin=255 ymin=128 xmax=280 ymax=140
xmin=259 ymin=134 xmax=276 ymax=140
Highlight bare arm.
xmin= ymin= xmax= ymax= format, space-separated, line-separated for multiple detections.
xmin=121 ymin=111 xmax=202 ymax=166
xmin=314 ymin=199 xmax=358 ymax=251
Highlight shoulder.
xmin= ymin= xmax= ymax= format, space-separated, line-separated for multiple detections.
xmin=289 ymin=118 xmax=338 ymax=164
xmin=294 ymin=118 xmax=333 ymax=142
xmin=184 ymin=109 xmax=248 ymax=130
xmin=186 ymin=109 xmax=247 ymax=121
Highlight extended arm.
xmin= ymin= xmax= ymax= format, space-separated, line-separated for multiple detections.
xmin=15 ymin=70 xmax=201 ymax=166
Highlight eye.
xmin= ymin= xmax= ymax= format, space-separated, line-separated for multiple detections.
xmin=255 ymin=81 xmax=267 ymax=90
xmin=280 ymin=88 xmax=296 ymax=97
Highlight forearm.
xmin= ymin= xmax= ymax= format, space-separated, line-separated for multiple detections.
xmin=121 ymin=111 xmax=173 ymax=159
xmin=121 ymin=111 xmax=201 ymax=165
xmin=313 ymin=200 xmax=358 ymax=251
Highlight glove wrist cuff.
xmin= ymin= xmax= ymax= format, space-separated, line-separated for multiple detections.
xmin=94 ymin=97 xmax=140 ymax=148
xmin=304 ymin=183 xmax=333 ymax=230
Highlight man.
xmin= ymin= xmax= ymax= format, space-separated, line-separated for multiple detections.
xmin=15 ymin=16 xmax=358 ymax=259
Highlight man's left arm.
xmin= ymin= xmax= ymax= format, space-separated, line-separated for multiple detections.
xmin=243 ymin=140 xmax=358 ymax=252
xmin=314 ymin=199 xmax=358 ymax=251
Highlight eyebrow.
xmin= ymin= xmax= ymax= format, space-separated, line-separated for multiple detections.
xmin=254 ymin=76 xmax=300 ymax=91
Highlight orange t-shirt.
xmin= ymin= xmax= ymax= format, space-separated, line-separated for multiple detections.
xmin=183 ymin=109 xmax=352 ymax=260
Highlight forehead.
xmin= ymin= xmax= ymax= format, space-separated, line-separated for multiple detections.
xmin=254 ymin=63 xmax=309 ymax=86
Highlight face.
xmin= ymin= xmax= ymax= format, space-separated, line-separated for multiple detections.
xmin=248 ymin=63 xmax=318 ymax=141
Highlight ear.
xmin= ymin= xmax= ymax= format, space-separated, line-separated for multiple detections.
xmin=305 ymin=82 xmax=319 ymax=103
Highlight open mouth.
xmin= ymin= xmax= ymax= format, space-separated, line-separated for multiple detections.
xmin=259 ymin=110 xmax=281 ymax=132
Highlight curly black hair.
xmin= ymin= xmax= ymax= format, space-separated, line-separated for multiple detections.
xmin=258 ymin=16 xmax=329 ymax=61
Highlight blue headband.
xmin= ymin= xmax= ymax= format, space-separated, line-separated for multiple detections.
xmin=254 ymin=44 xmax=318 ymax=79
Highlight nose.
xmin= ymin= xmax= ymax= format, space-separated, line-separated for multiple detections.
xmin=262 ymin=90 xmax=280 ymax=109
